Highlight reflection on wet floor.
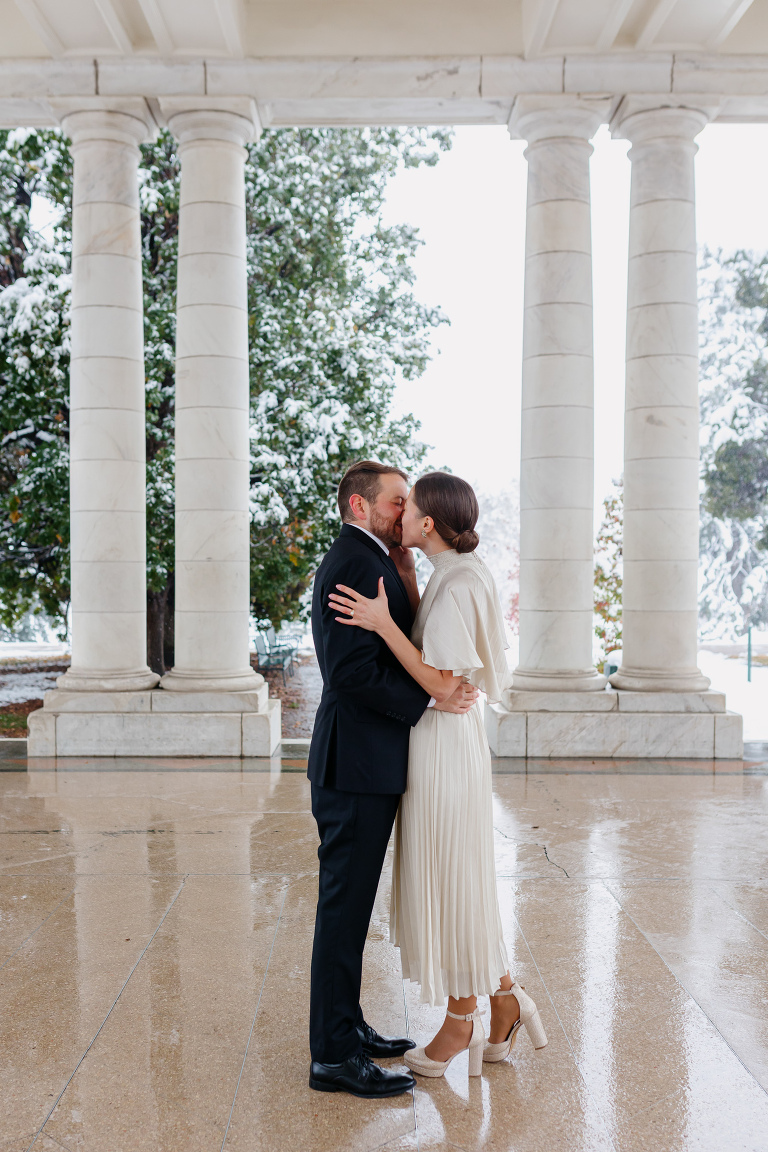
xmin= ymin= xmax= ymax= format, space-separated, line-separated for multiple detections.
xmin=1 ymin=756 xmax=767 ymax=1151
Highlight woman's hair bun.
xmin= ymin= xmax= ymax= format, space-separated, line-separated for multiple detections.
xmin=453 ymin=528 xmax=479 ymax=554
xmin=413 ymin=472 xmax=480 ymax=554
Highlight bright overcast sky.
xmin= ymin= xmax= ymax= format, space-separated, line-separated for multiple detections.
xmin=383 ymin=122 xmax=768 ymax=516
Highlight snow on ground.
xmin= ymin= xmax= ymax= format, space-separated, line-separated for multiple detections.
xmin=698 ymin=650 xmax=768 ymax=742
xmin=0 ymin=641 xmax=70 ymax=706
xmin=0 ymin=670 xmax=60 ymax=705
xmin=0 ymin=641 xmax=69 ymax=661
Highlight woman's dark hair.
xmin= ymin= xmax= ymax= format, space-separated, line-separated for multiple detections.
xmin=413 ymin=471 xmax=480 ymax=553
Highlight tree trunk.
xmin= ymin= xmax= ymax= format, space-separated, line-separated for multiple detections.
xmin=163 ymin=572 xmax=175 ymax=672
xmin=147 ymin=587 xmax=168 ymax=676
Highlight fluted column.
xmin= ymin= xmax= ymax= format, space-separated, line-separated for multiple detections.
xmin=510 ymin=101 xmax=606 ymax=692
xmin=160 ymin=106 xmax=261 ymax=693
xmin=610 ymin=106 xmax=710 ymax=692
xmin=57 ymin=108 xmax=158 ymax=693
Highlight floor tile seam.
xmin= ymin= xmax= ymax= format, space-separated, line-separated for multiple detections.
xmin=710 ymin=885 xmax=768 ymax=945
xmin=398 ymin=972 xmax=419 ymax=1144
xmin=0 ymin=870 xmax=308 ymax=877
xmin=510 ymin=908 xmax=621 ymax=1152
xmin=26 ymin=767 xmax=310 ymax=774
xmin=600 ymin=879 xmax=768 ymax=1102
xmin=623 ymin=1084 xmax=686 ymax=1123
xmin=0 ymin=850 xmax=97 ymax=872
xmin=367 ymin=1125 xmax=422 ymax=1152
xmin=220 ymin=879 xmax=289 ymax=1152
xmin=0 ymin=888 xmax=75 ymax=973
xmin=496 ymin=874 xmax=768 ymax=882
xmin=1 ymin=1132 xmax=36 ymax=1150
xmin=38 ymin=1129 xmax=74 ymax=1152
xmin=26 ymin=874 xmax=189 ymax=1152
xmin=189 ymin=870 xmax=311 ymax=878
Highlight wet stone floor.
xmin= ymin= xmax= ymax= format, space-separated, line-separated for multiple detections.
xmin=1 ymin=754 xmax=768 ymax=1152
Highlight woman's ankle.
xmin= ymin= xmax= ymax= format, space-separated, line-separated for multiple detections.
xmin=425 ymin=1015 xmax=473 ymax=1061
xmin=448 ymin=995 xmax=477 ymax=1017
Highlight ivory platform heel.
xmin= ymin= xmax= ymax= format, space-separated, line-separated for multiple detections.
xmin=484 ymin=983 xmax=548 ymax=1062
xmin=404 ymin=1009 xmax=485 ymax=1078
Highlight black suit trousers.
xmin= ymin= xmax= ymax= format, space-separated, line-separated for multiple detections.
xmin=309 ymin=783 xmax=400 ymax=1063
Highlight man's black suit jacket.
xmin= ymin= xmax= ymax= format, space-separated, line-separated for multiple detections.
xmin=308 ymin=524 xmax=430 ymax=795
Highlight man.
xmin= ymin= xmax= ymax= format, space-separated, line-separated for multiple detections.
xmin=307 ymin=460 xmax=479 ymax=1098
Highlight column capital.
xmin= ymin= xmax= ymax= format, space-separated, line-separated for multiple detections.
xmin=159 ymin=97 xmax=261 ymax=147
xmin=51 ymin=98 xmax=156 ymax=148
xmin=611 ymin=98 xmax=715 ymax=145
xmin=508 ymin=96 xmax=608 ymax=145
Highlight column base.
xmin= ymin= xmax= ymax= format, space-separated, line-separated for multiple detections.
xmin=56 ymin=668 xmax=160 ymax=692
xmin=159 ymin=667 xmax=264 ymax=693
xmin=485 ymin=690 xmax=742 ymax=758
xmin=511 ymin=667 xmax=607 ymax=692
xmin=609 ymin=666 xmax=711 ymax=692
xmin=27 ymin=688 xmax=281 ymax=757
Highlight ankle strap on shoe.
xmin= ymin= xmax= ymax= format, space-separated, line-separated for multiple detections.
xmin=491 ymin=989 xmax=515 ymax=996
xmin=446 ymin=1009 xmax=476 ymax=1022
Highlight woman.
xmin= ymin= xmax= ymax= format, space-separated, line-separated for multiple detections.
xmin=328 ymin=471 xmax=547 ymax=1078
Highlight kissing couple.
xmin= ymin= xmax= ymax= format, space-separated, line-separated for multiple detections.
xmin=307 ymin=461 xmax=548 ymax=1098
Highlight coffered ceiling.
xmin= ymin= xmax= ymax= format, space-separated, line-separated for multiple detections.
xmin=523 ymin=0 xmax=759 ymax=57
xmin=3 ymin=0 xmax=768 ymax=59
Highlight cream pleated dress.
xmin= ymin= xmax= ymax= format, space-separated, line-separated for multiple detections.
xmin=390 ymin=547 xmax=511 ymax=1007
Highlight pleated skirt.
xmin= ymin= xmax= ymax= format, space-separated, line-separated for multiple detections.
xmin=390 ymin=703 xmax=509 ymax=1006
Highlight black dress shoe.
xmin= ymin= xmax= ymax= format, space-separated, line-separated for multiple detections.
xmin=357 ymin=1020 xmax=417 ymax=1059
xmin=309 ymin=1053 xmax=415 ymax=1098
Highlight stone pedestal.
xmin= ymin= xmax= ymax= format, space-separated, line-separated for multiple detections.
xmin=509 ymin=98 xmax=606 ymax=693
xmin=485 ymin=690 xmax=743 ymax=758
xmin=27 ymin=688 xmax=281 ymax=757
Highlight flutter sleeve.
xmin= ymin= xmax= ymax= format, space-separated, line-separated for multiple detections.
xmin=419 ymin=566 xmax=511 ymax=703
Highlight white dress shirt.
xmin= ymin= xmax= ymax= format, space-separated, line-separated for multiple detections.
xmin=349 ymin=522 xmax=389 ymax=555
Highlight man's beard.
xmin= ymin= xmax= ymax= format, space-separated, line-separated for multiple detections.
xmin=369 ymin=507 xmax=402 ymax=550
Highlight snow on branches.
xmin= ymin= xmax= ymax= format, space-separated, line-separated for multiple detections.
xmin=699 ymin=249 xmax=768 ymax=638
xmin=0 ymin=125 xmax=451 ymax=640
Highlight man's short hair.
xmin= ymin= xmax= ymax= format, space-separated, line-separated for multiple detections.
xmin=337 ymin=460 xmax=409 ymax=522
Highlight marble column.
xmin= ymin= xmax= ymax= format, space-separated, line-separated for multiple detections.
xmin=160 ymin=107 xmax=261 ymax=693
xmin=57 ymin=108 xmax=158 ymax=693
xmin=610 ymin=107 xmax=710 ymax=692
xmin=510 ymin=102 xmax=606 ymax=692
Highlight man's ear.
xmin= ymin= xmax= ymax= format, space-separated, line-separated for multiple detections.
xmin=348 ymin=493 xmax=367 ymax=521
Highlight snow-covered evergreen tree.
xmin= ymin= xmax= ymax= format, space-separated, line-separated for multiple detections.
xmin=475 ymin=485 xmax=520 ymax=633
xmin=0 ymin=126 xmax=450 ymax=667
xmin=699 ymin=249 xmax=768 ymax=639
xmin=0 ymin=130 xmax=71 ymax=637
xmin=244 ymin=128 xmax=449 ymax=627
xmin=594 ymin=478 xmax=623 ymax=665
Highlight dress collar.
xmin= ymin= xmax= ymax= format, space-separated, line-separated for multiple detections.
xmin=427 ymin=547 xmax=467 ymax=571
